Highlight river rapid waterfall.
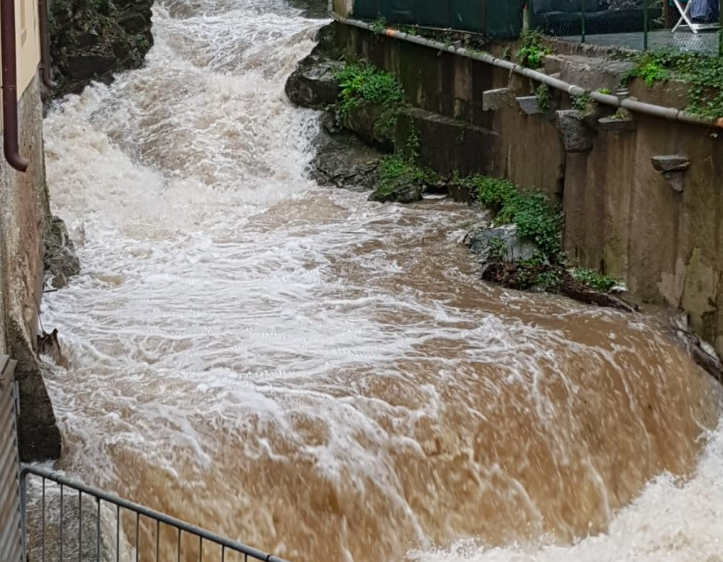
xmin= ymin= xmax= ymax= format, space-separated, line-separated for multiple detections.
xmin=40 ymin=0 xmax=723 ymax=560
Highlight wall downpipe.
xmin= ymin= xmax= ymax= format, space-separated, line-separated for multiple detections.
xmin=1 ymin=0 xmax=30 ymax=172
xmin=329 ymin=11 xmax=723 ymax=130
xmin=38 ymin=0 xmax=56 ymax=89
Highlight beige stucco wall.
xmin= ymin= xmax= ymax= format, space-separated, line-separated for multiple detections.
xmin=0 ymin=0 xmax=41 ymax=132
xmin=17 ymin=0 xmax=42 ymax=94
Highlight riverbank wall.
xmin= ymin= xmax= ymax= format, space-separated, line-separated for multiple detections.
xmin=1 ymin=77 xmax=61 ymax=461
xmin=331 ymin=20 xmax=723 ymax=357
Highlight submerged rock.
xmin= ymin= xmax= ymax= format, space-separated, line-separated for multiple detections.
xmin=464 ymin=223 xmax=539 ymax=264
xmin=44 ymin=216 xmax=80 ymax=289
xmin=368 ymin=181 xmax=423 ymax=204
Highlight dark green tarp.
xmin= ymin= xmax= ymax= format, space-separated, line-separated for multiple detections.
xmin=350 ymin=0 xmax=526 ymax=37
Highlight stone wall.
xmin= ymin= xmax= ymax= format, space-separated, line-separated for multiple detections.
xmin=333 ymin=22 xmax=723 ymax=355
xmin=0 ymin=75 xmax=62 ymax=461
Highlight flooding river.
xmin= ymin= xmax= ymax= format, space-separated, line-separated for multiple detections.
xmin=40 ymin=0 xmax=723 ymax=560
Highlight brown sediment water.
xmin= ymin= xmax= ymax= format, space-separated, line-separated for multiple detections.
xmin=37 ymin=1 xmax=723 ymax=561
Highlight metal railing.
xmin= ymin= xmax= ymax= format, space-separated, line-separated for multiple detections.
xmin=533 ymin=0 xmax=723 ymax=55
xmin=20 ymin=465 xmax=292 ymax=562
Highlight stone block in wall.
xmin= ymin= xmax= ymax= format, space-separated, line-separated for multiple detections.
xmin=556 ymin=109 xmax=593 ymax=153
xmin=598 ymin=116 xmax=635 ymax=132
xmin=516 ymin=96 xmax=545 ymax=116
xmin=483 ymin=88 xmax=515 ymax=112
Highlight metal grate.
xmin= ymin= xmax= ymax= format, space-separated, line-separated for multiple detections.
xmin=0 ymin=355 xmax=24 ymax=562
xmin=20 ymin=464 xmax=293 ymax=562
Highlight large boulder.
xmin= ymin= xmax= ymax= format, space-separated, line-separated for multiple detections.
xmin=339 ymin=102 xmax=396 ymax=152
xmin=44 ymin=216 xmax=80 ymax=289
xmin=313 ymin=131 xmax=382 ymax=190
xmin=285 ymin=54 xmax=345 ymax=109
xmin=50 ymin=0 xmax=154 ymax=96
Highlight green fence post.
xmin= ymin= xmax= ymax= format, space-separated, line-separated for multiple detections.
xmin=581 ymin=0 xmax=586 ymax=43
xmin=643 ymin=0 xmax=649 ymax=51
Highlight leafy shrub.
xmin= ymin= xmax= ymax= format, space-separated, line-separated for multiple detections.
xmin=464 ymin=176 xmax=563 ymax=259
xmin=625 ymin=50 xmax=723 ymax=119
xmin=571 ymin=268 xmax=618 ymax=293
xmin=335 ymin=63 xmax=405 ymax=118
xmin=517 ymin=30 xmax=552 ymax=69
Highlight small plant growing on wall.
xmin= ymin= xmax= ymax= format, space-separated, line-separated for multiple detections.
xmin=536 ymin=84 xmax=552 ymax=112
xmin=517 ymin=30 xmax=552 ymax=69
xmin=371 ymin=16 xmax=387 ymax=35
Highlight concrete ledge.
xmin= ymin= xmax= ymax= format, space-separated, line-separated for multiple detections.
xmin=396 ymin=107 xmax=498 ymax=177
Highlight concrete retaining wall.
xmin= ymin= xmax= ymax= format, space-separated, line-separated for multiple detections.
xmin=334 ymin=22 xmax=723 ymax=355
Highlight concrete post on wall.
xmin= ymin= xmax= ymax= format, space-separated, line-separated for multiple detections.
xmin=333 ymin=0 xmax=353 ymax=17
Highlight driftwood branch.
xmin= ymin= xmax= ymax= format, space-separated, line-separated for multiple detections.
xmin=672 ymin=327 xmax=723 ymax=383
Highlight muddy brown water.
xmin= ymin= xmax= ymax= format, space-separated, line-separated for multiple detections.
xmin=35 ymin=0 xmax=723 ymax=560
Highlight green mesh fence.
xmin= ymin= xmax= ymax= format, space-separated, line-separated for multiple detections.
xmin=349 ymin=0 xmax=527 ymax=37
xmin=532 ymin=0 xmax=722 ymax=56
xmin=347 ymin=0 xmax=722 ymax=54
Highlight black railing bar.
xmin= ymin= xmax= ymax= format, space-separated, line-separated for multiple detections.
xmin=97 ymin=498 xmax=101 ymax=562
xmin=42 ymin=477 xmax=46 ymax=562
xmin=156 ymin=519 xmax=160 ymax=562
xmin=60 ymin=482 xmax=64 ymax=562
xmin=21 ymin=465 xmax=290 ymax=562
xmin=116 ymin=504 xmax=120 ymax=562
xmin=79 ymin=490 xmax=83 ymax=562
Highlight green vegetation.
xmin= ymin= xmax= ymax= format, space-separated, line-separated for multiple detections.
xmin=536 ymin=84 xmax=551 ymax=112
xmin=571 ymin=92 xmax=593 ymax=111
xmin=371 ymin=16 xmax=387 ymax=35
xmin=377 ymin=153 xmax=439 ymax=194
xmin=455 ymin=176 xmax=563 ymax=259
xmin=571 ymin=268 xmax=618 ymax=293
xmin=335 ymin=63 xmax=405 ymax=119
xmin=517 ymin=30 xmax=552 ymax=69
xmin=597 ymin=88 xmax=612 ymax=95
xmin=624 ymin=50 xmax=723 ymax=119
xmin=461 ymin=176 xmax=621 ymax=295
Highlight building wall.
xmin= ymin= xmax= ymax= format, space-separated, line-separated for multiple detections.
xmin=16 ymin=0 xmax=42 ymax=95
xmin=0 ymin=4 xmax=62 ymax=461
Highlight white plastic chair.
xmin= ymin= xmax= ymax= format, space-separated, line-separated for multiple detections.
xmin=671 ymin=0 xmax=720 ymax=33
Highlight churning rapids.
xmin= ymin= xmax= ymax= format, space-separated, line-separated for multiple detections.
xmin=37 ymin=0 xmax=723 ymax=560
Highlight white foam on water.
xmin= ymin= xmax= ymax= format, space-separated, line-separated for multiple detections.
xmin=40 ymin=0 xmax=723 ymax=560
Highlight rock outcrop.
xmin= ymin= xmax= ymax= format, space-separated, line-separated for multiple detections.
xmin=49 ymin=0 xmax=154 ymax=96
xmin=45 ymin=216 xmax=81 ymax=289
xmin=313 ymin=130 xmax=383 ymax=190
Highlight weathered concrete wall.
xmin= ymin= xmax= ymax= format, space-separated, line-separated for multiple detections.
xmin=0 ymin=75 xmax=62 ymax=461
xmin=334 ymin=22 xmax=723 ymax=355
